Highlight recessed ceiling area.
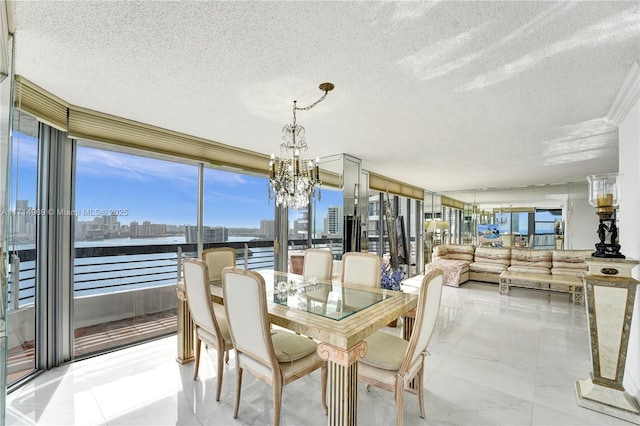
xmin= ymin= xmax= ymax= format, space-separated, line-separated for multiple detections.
xmin=9 ymin=1 xmax=640 ymax=209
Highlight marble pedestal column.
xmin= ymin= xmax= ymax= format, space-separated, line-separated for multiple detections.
xmin=317 ymin=341 xmax=367 ymax=426
xmin=575 ymin=258 xmax=640 ymax=424
xmin=175 ymin=283 xmax=195 ymax=364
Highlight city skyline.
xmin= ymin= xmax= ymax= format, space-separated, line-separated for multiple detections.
xmin=11 ymin=199 xmax=344 ymax=236
xmin=11 ymin=131 xmax=344 ymax=231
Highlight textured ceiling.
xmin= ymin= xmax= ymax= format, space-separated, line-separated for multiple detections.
xmin=9 ymin=1 xmax=640 ymax=208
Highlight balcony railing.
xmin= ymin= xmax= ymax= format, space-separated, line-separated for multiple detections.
xmin=5 ymin=237 xmax=343 ymax=379
xmin=7 ymin=238 xmax=344 ymax=308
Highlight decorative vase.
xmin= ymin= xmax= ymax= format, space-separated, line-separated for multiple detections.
xmin=381 ymin=263 xmax=403 ymax=327
xmin=381 ymin=263 xmax=404 ymax=292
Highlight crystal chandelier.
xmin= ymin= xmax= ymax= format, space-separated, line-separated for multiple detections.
xmin=495 ymin=206 xmax=508 ymax=226
xmin=268 ymin=82 xmax=334 ymax=209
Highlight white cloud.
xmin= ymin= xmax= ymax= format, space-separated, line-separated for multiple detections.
xmin=76 ymin=148 xmax=197 ymax=186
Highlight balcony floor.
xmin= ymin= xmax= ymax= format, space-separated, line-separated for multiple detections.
xmin=5 ymin=282 xmax=635 ymax=425
xmin=7 ymin=309 xmax=176 ymax=384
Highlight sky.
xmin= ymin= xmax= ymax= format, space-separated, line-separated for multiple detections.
xmin=10 ymin=132 xmax=343 ymax=230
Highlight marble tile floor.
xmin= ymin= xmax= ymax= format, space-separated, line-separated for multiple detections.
xmin=5 ymin=281 xmax=637 ymax=425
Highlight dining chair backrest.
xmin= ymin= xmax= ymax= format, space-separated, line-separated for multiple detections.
xmin=222 ymin=267 xmax=277 ymax=368
xmin=400 ymin=269 xmax=443 ymax=375
xmin=341 ymin=252 xmax=381 ymax=287
xmin=201 ymin=247 xmax=236 ymax=281
xmin=303 ymin=248 xmax=333 ymax=281
xmin=183 ymin=259 xmax=221 ymax=338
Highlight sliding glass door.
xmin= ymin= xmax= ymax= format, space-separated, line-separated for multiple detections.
xmin=0 ymin=35 xmax=13 ymax=423
xmin=6 ymin=111 xmax=39 ymax=385
xmin=73 ymin=143 xmax=196 ymax=358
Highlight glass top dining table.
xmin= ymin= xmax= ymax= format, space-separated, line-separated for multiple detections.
xmin=209 ymin=270 xmax=388 ymax=321
xmin=176 ymin=268 xmax=418 ymax=425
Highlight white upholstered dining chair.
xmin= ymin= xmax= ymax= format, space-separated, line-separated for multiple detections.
xmin=200 ymin=247 xmax=236 ymax=352
xmin=221 ymin=267 xmax=328 ymax=426
xmin=201 ymin=247 xmax=236 ymax=280
xmin=340 ymin=252 xmax=382 ymax=287
xmin=358 ymin=269 xmax=444 ymax=426
xmin=182 ymin=258 xmax=234 ymax=401
xmin=303 ymin=248 xmax=333 ymax=281
xmin=200 ymin=247 xmax=236 ymax=363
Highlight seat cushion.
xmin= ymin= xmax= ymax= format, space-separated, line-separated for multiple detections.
xmin=469 ymin=262 xmax=509 ymax=274
xmin=552 ymin=250 xmax=593 ymax=269
xmin=433 ymin=244 xmax=475 ymax=262
xmin=272 ymin=330 xmax=318 ymax=363
xmin=508 ymin=265 xmax=550 ymax=274
xmin=473 ymin=247 xmax=511 ymax=266
xmin=197 ymin=317 xmax=232 ymax=347
xmin=361 ymin=331 xmax=408 ymax=371
xmin=510 ymin=249 xmax=552 ymax=268
xmin=551 ymin=267 xmax=587 ymax=278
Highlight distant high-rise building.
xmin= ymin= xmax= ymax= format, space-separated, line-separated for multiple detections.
xmin=325 ymin=205 xmax=343 ymax=237
xmin=103 ymin=214 xmax=121 ymax=233
xmin=185 ymin=225 xmax=229 ymax=243
xmin=260 ymin=219 xmax=275 ymax=239
xmin=12 ymin=200 xmax=36 ymax=242
xmin=130 ymin=220 xmax=167 ymax=238
xmin=166 ymin=224 xmax=180 ymax=234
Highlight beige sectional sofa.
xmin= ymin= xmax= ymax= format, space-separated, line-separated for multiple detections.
xmin=429 ymin=244 xmax=593 ymax=286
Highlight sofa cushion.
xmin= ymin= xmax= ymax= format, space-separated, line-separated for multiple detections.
xmin=510 ymin=249 xmax=552 ymax=268
xmin=508 ymin=265 xmax=550 ymax=274
xmin=552 ymin=250 xmax=593 ymax=269
xmin=433 ymin=244 xmax=475 ymax=262
xmin=473 ymin=247 xmax=511 ymax=266
xmin=470 ymin=262 xmax=509 ymax=274
xmin=552 ymin=267 xmax=587 ymax=278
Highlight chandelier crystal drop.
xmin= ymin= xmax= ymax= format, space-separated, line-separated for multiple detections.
xmin=268 ymin=83 xmax=334 ymax=210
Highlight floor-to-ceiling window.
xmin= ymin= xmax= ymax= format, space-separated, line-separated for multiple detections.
xmin=202 ymin=166 xmax=274 ymax=269
xmin=494 ymin=209 xmax=534 ymax=247
xmin=311 ymin=187 xmax=343 ymax=255
xmin=1 ymin=38 xmax=15 ymax=412
xmin=6 ymin=111 xmax=38 ymax=384
xmin=73 ymin=143 xmax=197 ymax=358
xmin=534 ymin=208 xmax=562 ymax=249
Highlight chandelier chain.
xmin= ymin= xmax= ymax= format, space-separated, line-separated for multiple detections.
xmin=292 ymin=89 xmax=330 ymax=129
xmin=268 ymin=83 xmax=333 ymax=209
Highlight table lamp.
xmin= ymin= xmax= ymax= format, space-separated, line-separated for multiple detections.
xmin=587 ymin=173 xmax=625 ymax=258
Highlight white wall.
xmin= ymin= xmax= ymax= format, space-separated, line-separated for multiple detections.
xmin=616 ymin=65 xmax=639 ymax=401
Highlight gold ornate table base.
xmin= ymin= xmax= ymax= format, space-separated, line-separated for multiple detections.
xmin=318 ymin=341 xmax=367 ymax=426
xmin=175 ymin=286 xmax=195 ymax=364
